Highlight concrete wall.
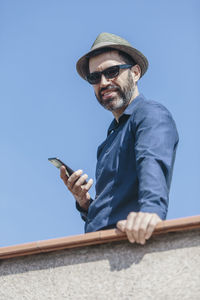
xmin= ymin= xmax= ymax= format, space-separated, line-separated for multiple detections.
xmin=0 ymin=229 xmax=199 ymax=300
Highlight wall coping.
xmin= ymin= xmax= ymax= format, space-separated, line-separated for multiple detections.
xmin=0 ymin=215 xmax=200 ymax=260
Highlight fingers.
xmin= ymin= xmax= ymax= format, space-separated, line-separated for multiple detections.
xmin=67 ymin=172 xmax=93 ymax=196
xmin=145 ymin=214 xmax=161 ymax=240
xmin=67 ymin=169 xmax=84 ymax=190
xmin=117 ymin=212 xmax=162 ymax=245
xmin=60 ymin=167 xmax=86 ymax=191
xmin=136 ymin=213 xmax=153 ymax=244
xmin=80 ymin=179 xmax=93 ymax=197
xmin=70 ymin=173 xmax=88 ymax=193
xmin=116 ymin=220 xmax=126 ymax=232
xmin=60 ymin=166 xmax=93 ymax=209
xmin=124 ymin=212 xmax=137 ymax=243
xmin=60 ymin=166 xmax=70 ymax=185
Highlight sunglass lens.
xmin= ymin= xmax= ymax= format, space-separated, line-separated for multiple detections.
xmin=87 ymin=66 xmax=120 ymax=84
xmin=87 ymin=72 xmax=101 ymax=84
xmin=104 ymin=66 xmax=119 ymax=79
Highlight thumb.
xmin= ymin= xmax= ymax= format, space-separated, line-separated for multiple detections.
xmin=116 ymin=220 xmax=126 ymax=232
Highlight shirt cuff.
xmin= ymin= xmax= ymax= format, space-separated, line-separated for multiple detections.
xmin=139 ymin=206 xmax=167 ymax=220
xmin=75 ymin=198 xmax=94 ymax=222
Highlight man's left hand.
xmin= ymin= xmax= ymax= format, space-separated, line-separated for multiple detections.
xmin=117 ymin=212 xmax=161 ymax=245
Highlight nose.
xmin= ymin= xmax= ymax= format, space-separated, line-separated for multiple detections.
xmin=99 ymin=74 xmax=110 ymax=87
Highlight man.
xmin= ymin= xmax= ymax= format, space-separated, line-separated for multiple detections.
xmin=60 ymin=32 xmax=179 ymax=245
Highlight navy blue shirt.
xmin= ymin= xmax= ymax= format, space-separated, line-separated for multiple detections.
xmin=77 ymin=94 xmax=179 ymax=233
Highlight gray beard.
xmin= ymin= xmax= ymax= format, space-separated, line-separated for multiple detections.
xmin=95 ymin=71 xmax=135 ymax=112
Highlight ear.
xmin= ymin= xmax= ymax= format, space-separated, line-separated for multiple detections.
xmin=131 ymin=64 xmax=141 ymax=82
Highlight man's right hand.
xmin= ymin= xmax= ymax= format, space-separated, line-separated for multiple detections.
xmin=60 ymin=166 xmax=93 ymax=211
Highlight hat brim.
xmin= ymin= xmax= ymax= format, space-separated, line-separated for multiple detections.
xmin=76 ymin=42 xmax=148 ymax=81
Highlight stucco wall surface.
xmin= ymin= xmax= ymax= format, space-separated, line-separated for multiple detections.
xmin=0 ymin=229 xmax=199 ymax=300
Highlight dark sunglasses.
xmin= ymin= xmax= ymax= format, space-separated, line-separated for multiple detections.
xmin=86 ymin=64 xmax=133 ymax=85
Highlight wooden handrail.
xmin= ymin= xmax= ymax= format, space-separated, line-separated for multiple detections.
xmin=0 ymin=215 xmax=200 ymax=260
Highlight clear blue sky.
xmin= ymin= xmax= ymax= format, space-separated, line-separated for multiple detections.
xmin=0 ymin=0 xmax=199 ymax=246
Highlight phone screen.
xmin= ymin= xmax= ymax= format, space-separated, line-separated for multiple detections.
xmin=48 ymin=157 xmax=74 ymax=177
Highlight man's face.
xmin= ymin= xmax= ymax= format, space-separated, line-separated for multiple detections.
xmin=89 ymin=51 xmax=139 ymax=113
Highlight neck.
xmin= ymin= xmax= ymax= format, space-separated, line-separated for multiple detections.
xmin=112 ymin=86 xmax=139 ymax=122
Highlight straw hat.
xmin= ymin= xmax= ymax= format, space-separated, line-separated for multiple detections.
xmin=76 ymin=32 xmax=148 ymax=81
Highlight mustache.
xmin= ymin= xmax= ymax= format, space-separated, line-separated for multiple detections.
xmin=100 ymin=85 xmax=120 ymax=95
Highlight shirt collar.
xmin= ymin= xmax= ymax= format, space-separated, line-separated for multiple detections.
xmin=107 ymin=94 xmax=146 ymax=135
xmin=122 ymin=93 xmax=145 ymax=116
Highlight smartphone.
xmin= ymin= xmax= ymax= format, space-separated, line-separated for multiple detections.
xmin=48 ymin=157 xmax=74 ymax=178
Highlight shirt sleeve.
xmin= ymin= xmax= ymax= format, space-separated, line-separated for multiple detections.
xmin=134 ymin=103 xmax=179 ymax=219
xmin=75 ymin=198 xmax=94 ymax=222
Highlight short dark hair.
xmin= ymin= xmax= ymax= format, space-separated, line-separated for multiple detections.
xmin=86 ymin=47 xmax=136 ymax=74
